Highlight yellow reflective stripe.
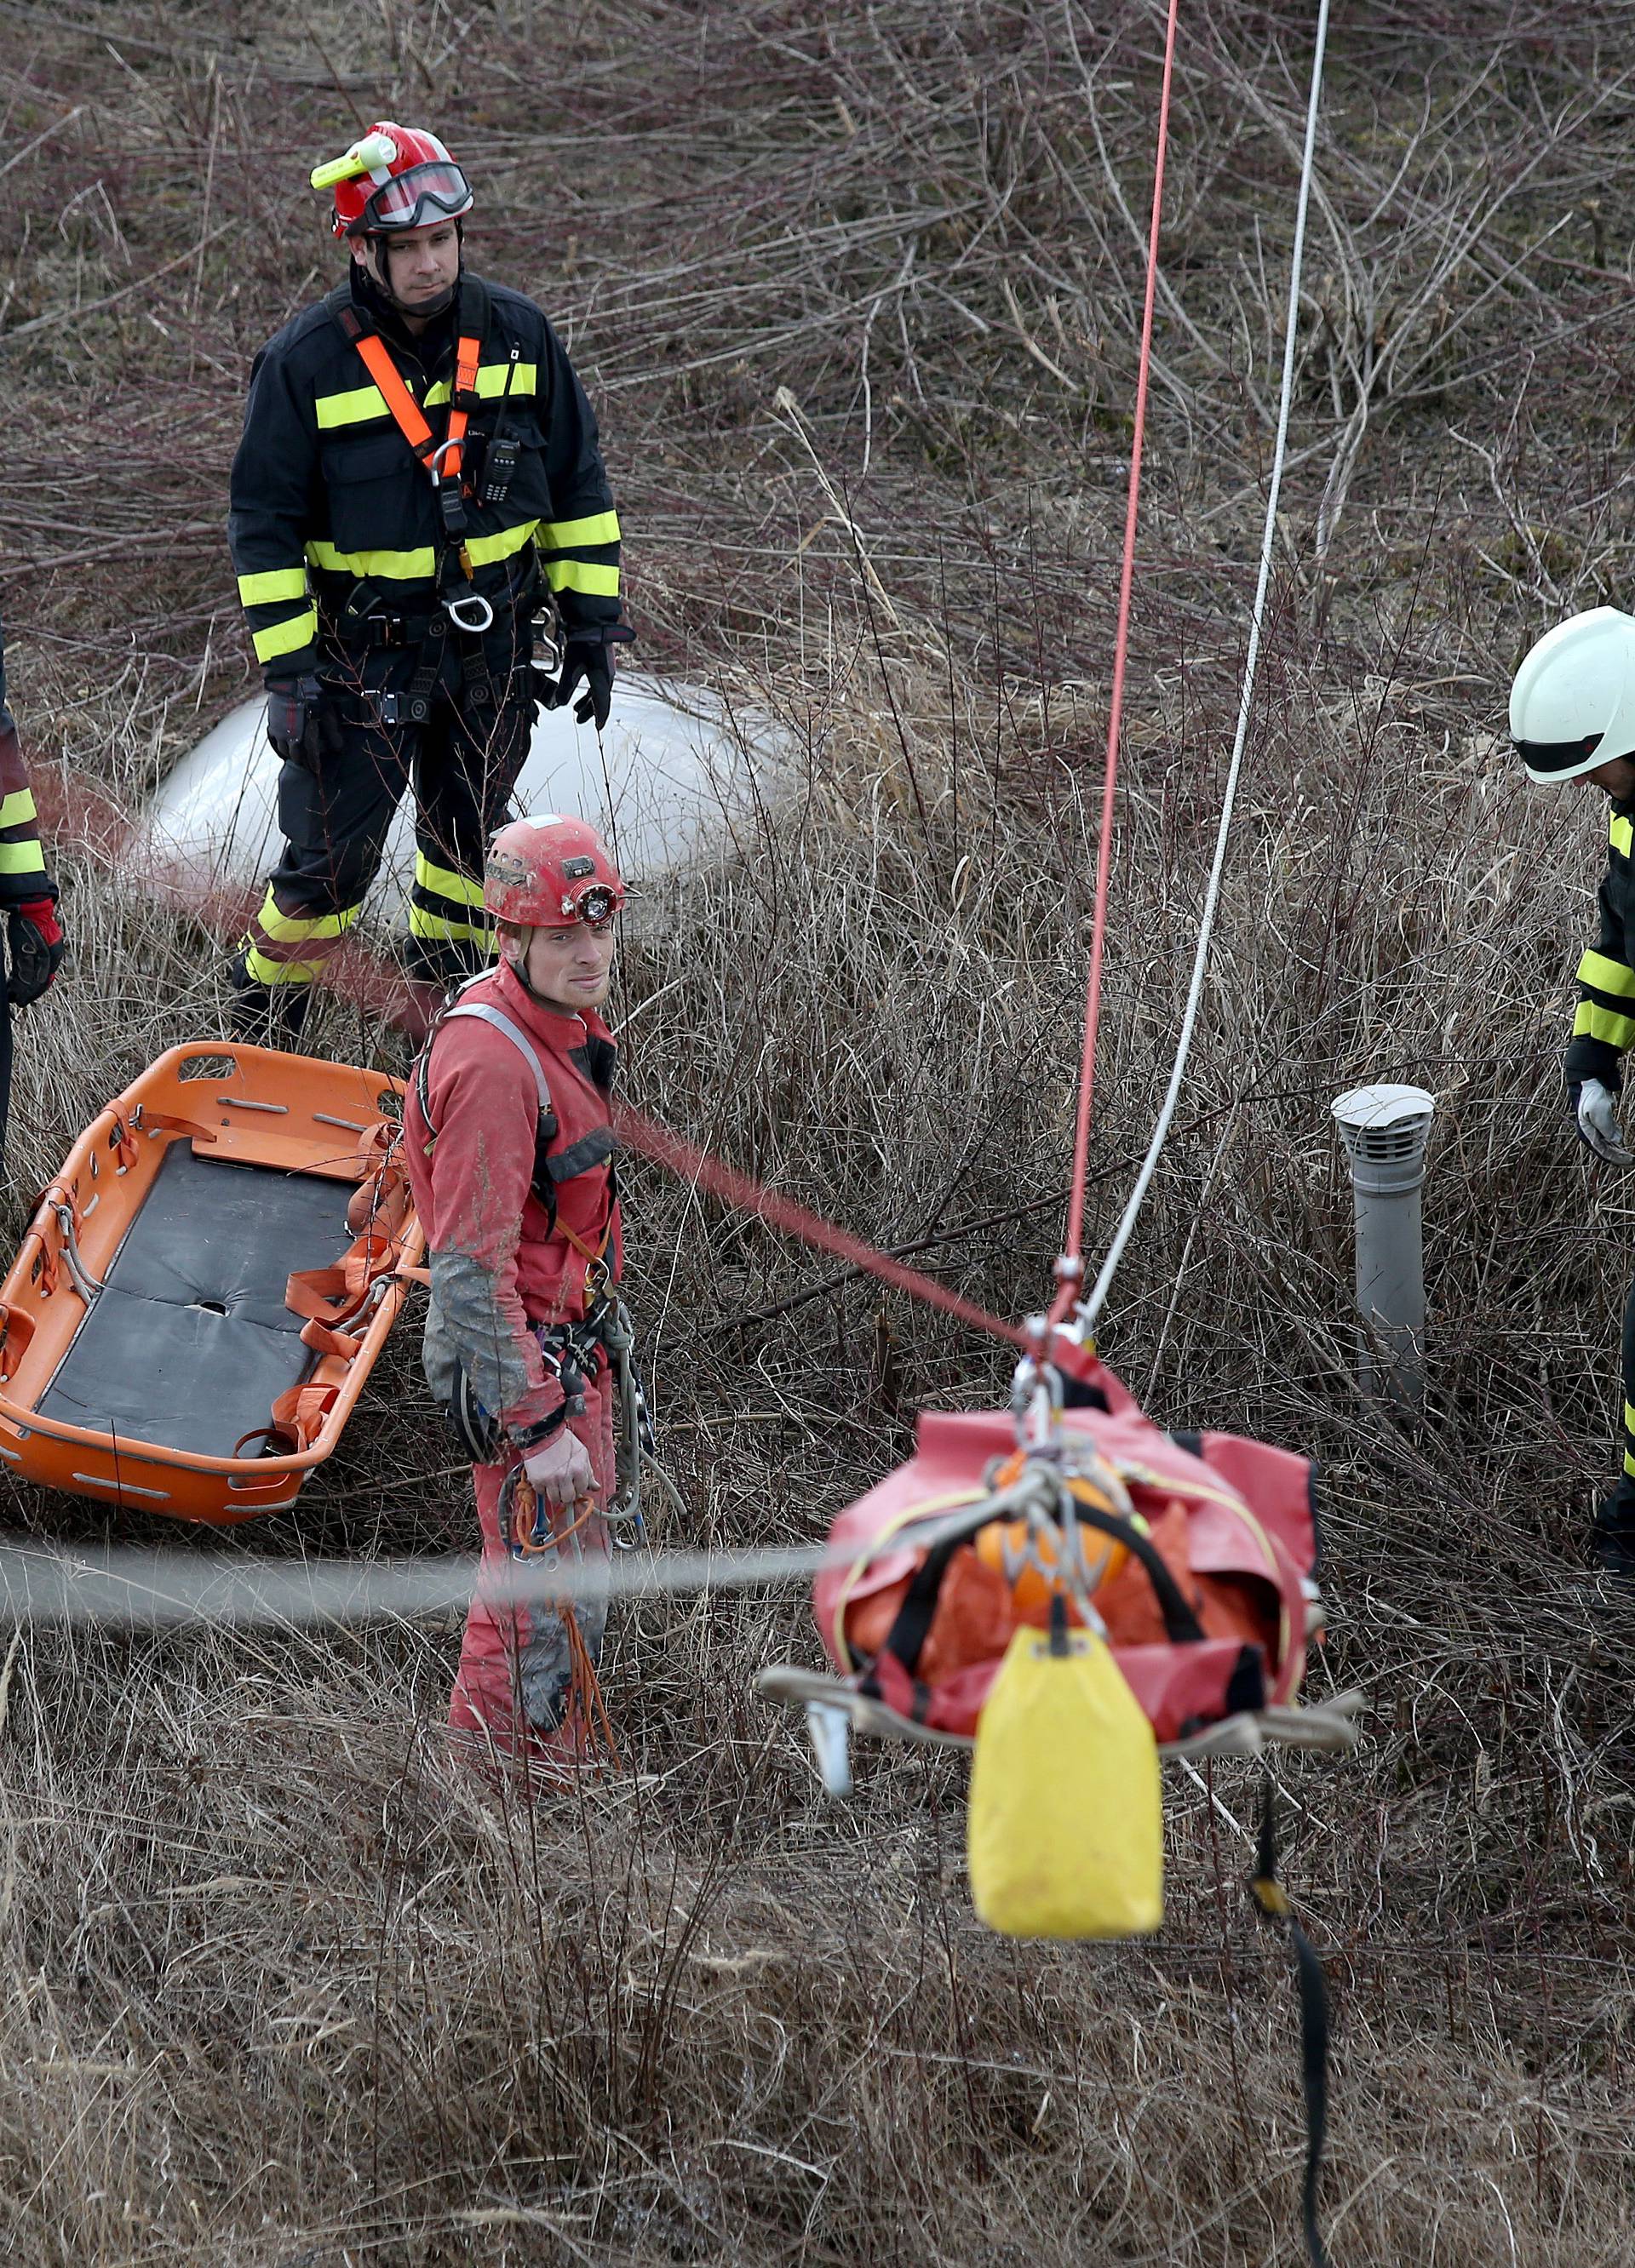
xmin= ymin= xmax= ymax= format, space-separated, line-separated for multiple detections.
xmin=1623 ymin=1400 xmax=1635 ymax=1437
xmin=244 ymin=948 xmax=324 ymax=986
xmin=1579 ymin=948 xmax=1635 ymax=1000
xmin=315 ymin=383 xmax=391 ymax=430
xmin=253 ymin=608 xmax=318 ymax=662
xmin=0 ymin=789 xmax=37 ymax=832
xmin=540 ymin=509 xmax=621 ymax=550
xmin=1612 ymin=812 xmax=1633 ymax=857
xmin=424 ymin=363 xmax=537 ymax=409
xmin=238 ymin=566 xmax=310 ymax=604
xmin=255 ymin=897 xmax=359 ymax=944
xmin=306 ymin=541 xmax=437 ymax=581
xmin=1574 ymin=999 xmax=1635 ymax=1050
xmin=543 ymin=558 xmax=620 ymax=597
xmin=0 ymin=840 xmax=48 ymax=876
xmin=408 ymin=906 xmax=494 ymax=947
xmin=464 ymin=521 xmax=539 ymax=569
xmin=413 ymin=855 xmax=486 ymax=908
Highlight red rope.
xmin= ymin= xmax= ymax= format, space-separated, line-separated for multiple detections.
xmin=1052 ymin=0 xmax=1182 ymax=1327
xmin=614 ymin=1102 xmax=1026 ymax=1350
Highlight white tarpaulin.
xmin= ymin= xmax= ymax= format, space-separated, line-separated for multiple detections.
xmin=137 ymin=673 xmax=778 ymax=910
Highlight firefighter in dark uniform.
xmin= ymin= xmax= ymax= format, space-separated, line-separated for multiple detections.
xmin=226 ymin=122 xmax=628 ymax=1038
xmin=1512 ymin=606 xmax=1635 ymax=1573
xmin=0 ymin=621 xmax=65 ymax=1002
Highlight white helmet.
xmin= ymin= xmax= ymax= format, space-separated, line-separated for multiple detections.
xmin=1510 ymin=606 xmax=1635 ymax=783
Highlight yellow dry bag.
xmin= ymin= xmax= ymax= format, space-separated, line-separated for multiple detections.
xmin=967 ymin=1618 xmax=1163 ymax=1939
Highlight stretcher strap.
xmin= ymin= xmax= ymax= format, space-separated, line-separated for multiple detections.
xmin=284 ymin=1123 xmax=413 ymax=1328
xmin=267 ymin=1380 xmax=340 ymax=1452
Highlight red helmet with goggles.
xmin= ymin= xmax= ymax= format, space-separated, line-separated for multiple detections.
xmin=485 ymin=816 xmax=625 ymax=931
xmin=312 ymin=123 xmax=474 ymax=240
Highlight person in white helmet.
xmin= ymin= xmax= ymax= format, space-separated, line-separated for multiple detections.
xmin=1512 ymin=605 xmax=1635 ymax=1572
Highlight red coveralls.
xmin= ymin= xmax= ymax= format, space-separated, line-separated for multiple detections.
xmin=403 ymin=958 xmax=622 ymax=1767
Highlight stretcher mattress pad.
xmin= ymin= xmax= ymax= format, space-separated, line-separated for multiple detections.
xmin=38 ymin=1144 xmax=354 ymax=1458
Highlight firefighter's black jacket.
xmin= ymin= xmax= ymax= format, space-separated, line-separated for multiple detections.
xmin=228 ymin=270 xmax=621 ymax=680
xmin=1566 ymin=794 xmax=1635 ymax=1092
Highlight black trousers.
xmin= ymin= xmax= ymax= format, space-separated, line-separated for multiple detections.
xmin=1609 ymin=1275 xmax=1635 ymax=1533
xmin=231 ymin=620 xmax=536 ymax=1027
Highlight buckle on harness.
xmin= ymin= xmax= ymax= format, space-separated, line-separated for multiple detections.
xmin=444 ymin=591 xmax=494 ymax=634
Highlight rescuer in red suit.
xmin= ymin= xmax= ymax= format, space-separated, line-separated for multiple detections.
xmin=404 ymin=813 xmax=625 ymax=1771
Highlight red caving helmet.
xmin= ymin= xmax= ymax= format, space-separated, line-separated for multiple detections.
xmin=484 ymin=816 xmax=625 ymax=930
xmin=312 ymin=123 xmax=474 ymax=240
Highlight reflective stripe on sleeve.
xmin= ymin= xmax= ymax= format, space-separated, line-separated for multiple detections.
xmin=540 ymin=510 xmax=622 ymax=550
xmin=1611 ymin=812 xmax=1633 ymax=858
xmin=542 ymin=558 xmax=621 ymax=597
xmin=253 ymin=608 xmax=319 ymax=663
xmin=0 ymin=840 xmax=49 ymax=877
xmin=1577 ymin=948 xmax=1635 ymax=1000
xmin=0 ymin=789 xmax=37 ymax=833
xmin=238 ymin=566 xmax=311 ymax=604
xmin=1574 ymin=999 xmax=1635 ymax=1051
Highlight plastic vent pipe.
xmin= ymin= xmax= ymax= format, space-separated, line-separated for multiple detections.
xmin=1330 ymin=1084 xmax=1435 ymax=1410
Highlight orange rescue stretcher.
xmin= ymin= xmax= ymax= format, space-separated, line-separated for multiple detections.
xmin=0 ymin=1043 xmax=424 ymax=1522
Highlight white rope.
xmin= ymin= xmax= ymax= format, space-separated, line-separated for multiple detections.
xmin=1079 ymin=0 xmax=1333 ymax=1331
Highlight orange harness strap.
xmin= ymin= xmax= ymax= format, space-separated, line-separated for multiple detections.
xmin=350 ymin=329 xmax=484 ymax=499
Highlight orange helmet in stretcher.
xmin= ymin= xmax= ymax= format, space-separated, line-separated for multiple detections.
xmin=484 ymin=816 xmax=625 ymax=930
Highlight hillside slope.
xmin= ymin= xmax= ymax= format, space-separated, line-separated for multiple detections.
xmin=0 ymin=3 xmax=1632 ymax=2259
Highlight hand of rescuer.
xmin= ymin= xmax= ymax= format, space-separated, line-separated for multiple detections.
xmin=7 ymin=896 xmax=63 ymax=1005
xmin=265 ymin=673 xmax=343 ymax=771
xmin=1575 ymin=1077 xmax=1635 ymax=1166
xmin=522 ymin=1424 xmax=595 ymax=1511
xmin=549 ymin=622 xmax=634 ymax=732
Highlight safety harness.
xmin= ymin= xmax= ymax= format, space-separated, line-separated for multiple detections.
xmin=414 ymin=988 xmax=663 ymax=1538
xmin=331 ymin=288 xmax=510 ymax=723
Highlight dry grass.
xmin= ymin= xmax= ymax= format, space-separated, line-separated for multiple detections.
xmin=2 ymin=0 xmax=1635 ymax=2259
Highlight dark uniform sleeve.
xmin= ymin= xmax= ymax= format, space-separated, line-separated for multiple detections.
xmin=0 ymin=619 xmax=55 ymax=909
xmin=532 ymin=317 xmax=622 ymax=637
xmin=227 ymin=343 xmax=322 ymax=681
xmin=1565 ymin=816 xmax=1635 ymax=1092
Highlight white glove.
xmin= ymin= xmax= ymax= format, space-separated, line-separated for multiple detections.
xmin=522 ymin=1425 xmax=595 ymax=1510
xmin=1577 ymin=1078 xmax=1635 ymax=1166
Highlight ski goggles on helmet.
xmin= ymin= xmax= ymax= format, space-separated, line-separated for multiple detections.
xmin=356 ymin=159 xmax=473 ymax=233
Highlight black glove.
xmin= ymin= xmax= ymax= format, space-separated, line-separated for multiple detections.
xmin=549 ymin=623 xmax=634 ymax=731
xmin=7 ymin=896 xmax=64 ymax=1005
xmin=265 ymin=673 xmax=341 ymax=770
